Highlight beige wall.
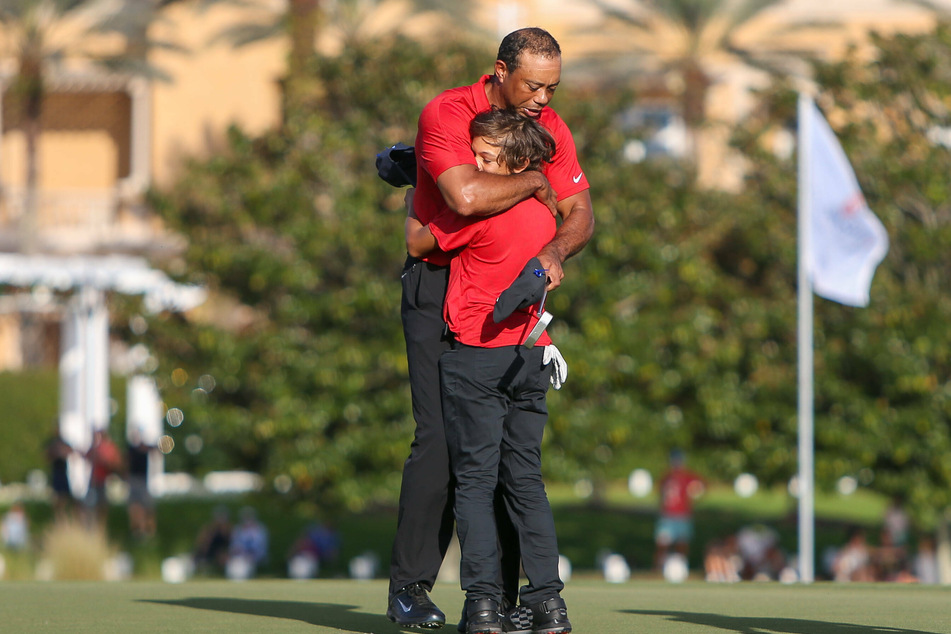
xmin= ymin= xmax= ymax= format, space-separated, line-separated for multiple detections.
xmin=1 ymin=91 xmax=130 ymax=190
xmin=2 ymin=0 xmax=951 ymax=203
xmin=148 ymin=2 xmax=286 ymax=188
xmin=0 ymin=314 xmax=22 ymax=370
xmin=0 ymin=1 xmax=286 ymax=193
xmin=733 ymin=0 xmax=942 ymax=61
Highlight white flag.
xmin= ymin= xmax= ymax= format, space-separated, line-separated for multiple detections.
xmin=802 ymin=99 xmax=889 ymax=307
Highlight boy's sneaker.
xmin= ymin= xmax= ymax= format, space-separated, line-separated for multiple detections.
xmin=466 ymin=598 xmax=502 ymax=634
xmin=387 ymin=583 xmax=446 ymax=629
xmin=502 ymin=605 xmax=533 ymax=634
xmin=459 ymin=599 xmax=529 ymax=633
xmin=528 ymin=597 xmax=571 ymax=634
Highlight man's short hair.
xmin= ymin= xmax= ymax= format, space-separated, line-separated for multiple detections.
xmin=497 ymin=27 xmax=561 ymax=72
xmin=470 ymin=106 xmax=555 ymax=173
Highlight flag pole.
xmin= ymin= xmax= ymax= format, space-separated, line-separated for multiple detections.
xmin=797 ymin=92 xmax=815 ymax=584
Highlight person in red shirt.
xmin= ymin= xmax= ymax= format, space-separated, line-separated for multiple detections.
xmin=654 ymin=449 xmax=706 ymax=571
xmin=388 ymin=27 xmax=593 ymax=632
xmin=84 ymin=429 xmax=123 ymax=529
xmin=406 ymin=107 xmax=571 ymax=634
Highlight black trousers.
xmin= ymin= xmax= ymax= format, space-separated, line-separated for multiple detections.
xmin=389 ymin=256 xmax=520 ymax=602
xmin=440 ymin=343 xmax=563 ymax=608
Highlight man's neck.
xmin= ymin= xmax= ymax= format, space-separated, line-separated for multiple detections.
xmin=484 ymin=76 xmax=504 ymax=109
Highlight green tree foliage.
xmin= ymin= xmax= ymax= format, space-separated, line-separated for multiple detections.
xmin=730 ymin=25 xmax=951 ymax=526
xmin=547 ymin=24 xmax=951 ymax=525
xmin=143 ymin=36 xmax=489 ymax=510
xmin=549 ymin=88 xmax=800 ymax=493
xmin=144 ymin=24 xmax=951 ymax=526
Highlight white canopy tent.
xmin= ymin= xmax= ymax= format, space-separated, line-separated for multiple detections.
xmin=0 ymin=254 xmax=205 ymax=497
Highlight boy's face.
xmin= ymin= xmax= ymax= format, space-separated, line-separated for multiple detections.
xmin=472 ymin=136 xmax=511 ymax=174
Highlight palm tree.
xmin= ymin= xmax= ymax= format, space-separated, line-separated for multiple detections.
xmin=1 ymin=0 xmax=186 ymax=254
xmin=209 ymin=0 xmax=478 ymax=122
xmin=575 ymin=0 xmax=803 ymax=163
xmin=95 ymin=0 xmax=191 ymax=80
xmin=2 ymin=1 xmax=84 ymax=254
xmin=900 ymin=0 xmax=951 ymax=15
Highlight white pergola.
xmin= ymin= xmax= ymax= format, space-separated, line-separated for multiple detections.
xmin=0 ymin=253 xmax=205 ymax=497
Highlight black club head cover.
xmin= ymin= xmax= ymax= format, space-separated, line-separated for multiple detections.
xmin=375 ymin=143 xmax=417 ymax=188
xmin=493 ymin=257 xmax=547 ymax=324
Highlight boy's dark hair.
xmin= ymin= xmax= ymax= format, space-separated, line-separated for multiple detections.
xmin=470 ymin=107 xmax=555 ymax=173
xmin=497 ymin=27 xmax=561 ymax=72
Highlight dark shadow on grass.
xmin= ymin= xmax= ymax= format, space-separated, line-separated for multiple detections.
xmin=141 ymin=598 xmax=410 ymax=634
xmin=623 ymin=610 xmax=943 ymax=634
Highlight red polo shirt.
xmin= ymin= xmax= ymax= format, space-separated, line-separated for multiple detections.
xmin=429 ymin=197 xmax=556 ymax=347
xmin=415 ymin=75 xmax=589 ymax=267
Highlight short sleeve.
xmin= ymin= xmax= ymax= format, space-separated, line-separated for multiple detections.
xmin=418 ymin=100 xmax=479 ymax=182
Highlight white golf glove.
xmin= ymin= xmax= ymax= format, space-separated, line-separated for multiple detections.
xmin=543 ymin=344 xmax=568 ymax=390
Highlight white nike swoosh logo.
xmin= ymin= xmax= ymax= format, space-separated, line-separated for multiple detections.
xmin=573 ymin=172 xmax=583 ymax=183
xmin=398 ymin=598 xmax=413 ymax=613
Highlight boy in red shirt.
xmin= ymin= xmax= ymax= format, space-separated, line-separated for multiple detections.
xmin=406 ymin=107 xmax=570 ymax=634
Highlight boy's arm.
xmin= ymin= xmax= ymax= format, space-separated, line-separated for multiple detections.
xmin=404 ymin=189 xmax=437 ymax=257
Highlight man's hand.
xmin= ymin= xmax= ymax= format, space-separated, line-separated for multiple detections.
xmin=534 ymin=190 xmax=594 ymax=291
xmin=536 ymin=243 xmax=565 ymax=291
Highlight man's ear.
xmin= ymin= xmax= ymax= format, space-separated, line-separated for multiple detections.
xmin=494 ymin=60 xmax=508 ymax=82
xmin=512 ymin=159 xmax=530 ymax=174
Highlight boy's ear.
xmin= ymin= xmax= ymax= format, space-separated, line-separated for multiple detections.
xmin=512 ymin=158 xmax=530 ymax=174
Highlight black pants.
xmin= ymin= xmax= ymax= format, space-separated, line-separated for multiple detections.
xmin=389 ymin=256 xmax=520 ymax=602
xmin=440 ymin=343 xmax=563 ymax=607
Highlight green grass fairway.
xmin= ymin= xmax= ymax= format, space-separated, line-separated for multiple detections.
xmin=0 ymin=579 xmax=948 ymax=633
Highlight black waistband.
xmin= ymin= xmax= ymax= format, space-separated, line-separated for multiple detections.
xmin=404 ymin=254 xmax=449 ymax=271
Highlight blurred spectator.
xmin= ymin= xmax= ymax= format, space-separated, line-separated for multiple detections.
xmin=704 ymin=534 xmax=741 ymax=583
xmin=288 ymin=520 xmax=341 ymax=579
xmin=832 ymin=526 xmax=876 ymax=582
xmin=126 ymin=431 xmax=158 ymax=540
xmin=83 ymin=429 xmax=123 ymax=529
xmin=45 ymin=424 xmax=74 ymax=520
xmin=228 ymin=506 xmax=269 ymax=579
xmin=735 ymin=523 xmax=786 ymax=580
xmin=873 ymin=526 xmax=907 ymax=581
xmin=293 ymin=521 xmax=340 ymax=566
xmin=653 ymin=449 xmax=705 ymax=570
xmin=913 ymin=534 xmax=939 ymax=585
xmin=194 ymin=505 xmax=232 ymax=574
xmin=1 ymin=503 xmax=29 ymax=551
xmin=882 ymin=495 xmax=910 ymax=548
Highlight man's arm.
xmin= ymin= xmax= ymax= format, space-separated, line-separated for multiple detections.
xmin=436 ymin=164 xmax=558 ymax=218
xmin=536 ymin=189 xmax=594 ymax=291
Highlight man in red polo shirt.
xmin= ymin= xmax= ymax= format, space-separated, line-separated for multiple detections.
xmin=388 ymin=27 xmax=593 ymax=631
xmin=406 ymin=107 xmax=572 ymax=634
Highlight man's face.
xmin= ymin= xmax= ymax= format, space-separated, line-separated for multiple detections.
xmin=471 ymin=136 xmax=510 ymax=175
xmin=495 ymin=53 xmax=561 ymax=120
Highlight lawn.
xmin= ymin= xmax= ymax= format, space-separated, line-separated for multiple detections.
xmin=0 ymin=578 xmax=948 ymax=633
